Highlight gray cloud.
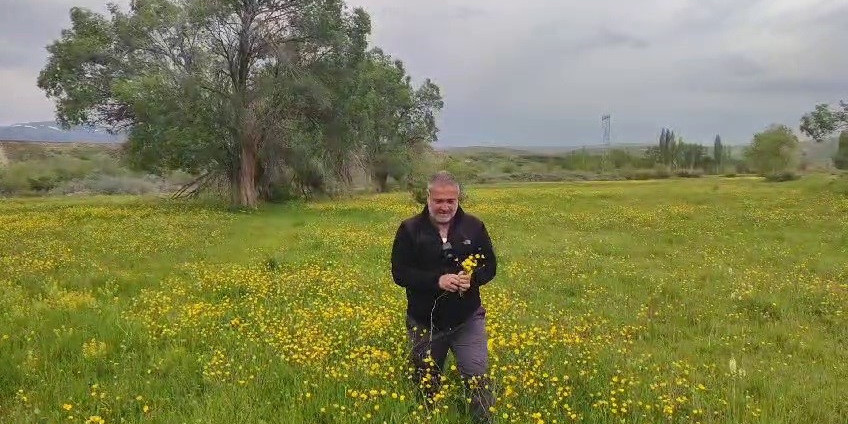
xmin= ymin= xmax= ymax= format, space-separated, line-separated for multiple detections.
xmin=0 ymin=0 xmax=122 ymax=123
xmin=722 ymin=55 xmax=768 ymax=78
xmin=2 ymin=0 xmax=847 ymax=146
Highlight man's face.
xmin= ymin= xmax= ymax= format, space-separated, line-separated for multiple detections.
xmin=427 ymin=183 xmax=459 ymax=224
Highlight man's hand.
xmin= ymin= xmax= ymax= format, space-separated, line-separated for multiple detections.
xmin=438 ymin=274 xmax=461 ymax=292
xmin=457 ymin=272 xmax=471 ymax=294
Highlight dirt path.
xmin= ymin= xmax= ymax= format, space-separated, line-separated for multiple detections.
xmin=0 ymin=144 xmax=8 ymax=166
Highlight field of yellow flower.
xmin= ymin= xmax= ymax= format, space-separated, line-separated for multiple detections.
xmin=1 ymin=176 xmax=847 ymax=423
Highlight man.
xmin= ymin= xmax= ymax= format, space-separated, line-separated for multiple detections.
xmin=390 ymin=171 xmax=497 ymax=423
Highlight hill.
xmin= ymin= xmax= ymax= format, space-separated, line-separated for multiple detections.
xmin=0 ymin=140 xmax=122 ymax=162
xmin=439 ymin=143 xmax=653 ymax=156
xmin=0 ymin=121 xmax=125 ymax=143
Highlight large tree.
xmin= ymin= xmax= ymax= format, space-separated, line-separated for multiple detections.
xmin=38 ymin=0 xmax=439 ymax=207
xmin=745 ymin=124 xmax=800 ymax=175
xmin=359 ymin=50 xmax=442 ymax=191
xmin=800 ymin=101 xmax=848 ymax=170
xmin=800 ymin=102 xmax=847 ymax=142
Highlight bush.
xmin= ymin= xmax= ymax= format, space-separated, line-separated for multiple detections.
xmin=506 ymin=172 xmax=565 ymax=182
xmin=653 ymin=165 xmax=672 ymax=179
xmin=620 ymin=165 xmax=671 ymax=181
xmin=622 ymin=169 xmax=655 ymax=180
xmin=55 ymin=175 xmax=160 ymax=195
xmin=734 ymin=162 xmax=752 ymax=174
xmin=263 ymin=184 xmax=299 ymax=203
xmin=674 ymin=169 xmax=703 ymax=178
xmin=621 ymin=167 xmax=671 ymax=180
xmin=827 ymin=173 xmax=848 ymax=196
xmin=0 ymin=144 xmax=196 ymax=197
xmin=763 ymin=171 xmax=800 ymax=182
xmin=411 ymin=183 xmax=428 ymax=205
xmin=28 ymin=175 xmax=60 ymax=192
xmin=0 ymin=166 xmax=29 ymax=194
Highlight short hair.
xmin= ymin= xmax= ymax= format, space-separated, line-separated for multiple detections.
xmin=427 ymin=170 xmax=460 ymax=193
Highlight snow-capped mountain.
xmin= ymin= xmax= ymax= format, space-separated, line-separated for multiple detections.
xmin=0 ymin=121 xmax=125 ymax=143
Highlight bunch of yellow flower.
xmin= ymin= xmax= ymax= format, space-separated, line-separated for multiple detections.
xmin=460 ymin=253 xmax=485 ymax=276
xmin=458 ymin=253 xmax=485 ymax=297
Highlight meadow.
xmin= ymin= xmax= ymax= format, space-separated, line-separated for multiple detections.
xmin=1 ymin=176 xmax=846 ymax=423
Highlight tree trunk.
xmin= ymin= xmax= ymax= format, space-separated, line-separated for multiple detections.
xmin=234 ymin=130 xmax=259 ymax=208
xmin=374 ymin=170 xmax=389 ymax=192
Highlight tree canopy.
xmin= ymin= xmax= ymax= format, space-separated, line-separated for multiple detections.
xmin=38 ymin=0 xmax=443 ymax=207
xmin=745 ymin=124 xmax=799 ymax=176
xmin=800 ymin=101 xmax=848 ymax=142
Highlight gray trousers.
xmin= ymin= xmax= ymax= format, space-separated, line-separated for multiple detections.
xmin=406 ymin=306 xmax=495 ymax=423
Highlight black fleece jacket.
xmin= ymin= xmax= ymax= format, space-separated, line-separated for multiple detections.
xmin=391 ymin=205 xmax=497 ymax=331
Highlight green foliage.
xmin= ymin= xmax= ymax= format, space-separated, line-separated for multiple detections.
xmin=0 ymin=144 xmax=184 ymax=196
xmin=354 ymin=49 xmax=444 ymax=192
xmin=826 ymin=173 xmax=848 ymax=196
xmin=656 ymin=128 xmax=679 ymax=166
xmin=745 ymin=124 xmax=800 ymax=175
xmin=713 ymin=134 xmax=731 ymax=172
xmin=0 ymin=167 xmax=29 ymax=194
xmin=677 ymin=142 xmax=708 ymax=170
xmin=407 ymin=152 xmax=474 ymax=205
xmin=36 ymin=7 xmax=117 ymax=129
xmin=763 ymin=171 xmax=800 ymax=182
xmin=800 ymin=102 xmax=848 ymax=142
xmin=645 ymin=129 xmax=712 ymax=172
xmin=621 ymin=167 xmax=672 ymax=180
xmin=674 ymin=168 xmax=703 ymax=178
xmin=37 ymin=0 xmax=442 ymax=207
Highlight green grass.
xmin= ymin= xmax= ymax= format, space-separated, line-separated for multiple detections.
xmin=1 ymin=176 xmax=846 ymax=423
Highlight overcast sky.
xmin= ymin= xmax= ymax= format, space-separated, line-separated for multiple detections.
xmin=1 ymin=0 xmax=847 ymax=146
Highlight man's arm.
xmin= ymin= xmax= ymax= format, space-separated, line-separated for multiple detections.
xmin=471 ymin=222 xmax=497 ymax=287
xmin=391 ymin=223 xmax=440 ymax=291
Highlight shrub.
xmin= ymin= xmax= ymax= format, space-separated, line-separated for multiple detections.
xmin=827 ymin=173 xmax=848 ymax=196
xmin=674 ymin=169 xmax=703 ymax=178
xmin=55 ymin=175 xmax=160 ymax=195
xmin=0 ymin=166 xmax=29 ymax=194
xmin=763 ymin=171 xmax=800 ymax=182
xmin=621 ymin=167 xmax=671 ymax=181
xmin=263 ymin=184 xmax=299 ymax=203
xmin=653 ymin=165 xmax=672 ymax=179
xmin=411 ymin=183 xmax=428 ymax=205
xmin=734 ymin=162 xmax=752 ymax=174
xmin=28 ymin=175 xmax=60 ymax=192
xmin=621 ymin=169 xmax=653 ymax=180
